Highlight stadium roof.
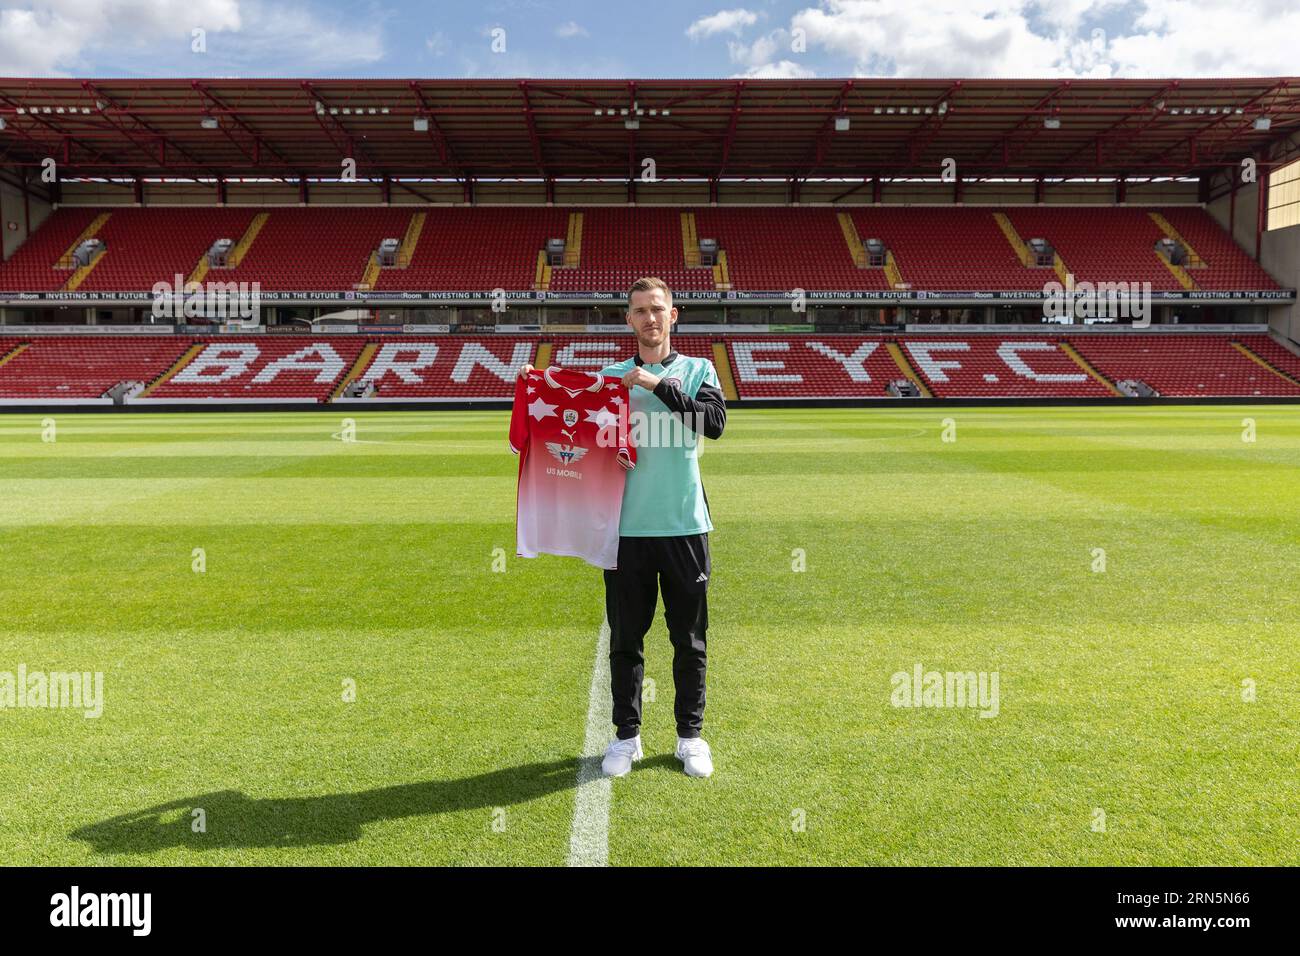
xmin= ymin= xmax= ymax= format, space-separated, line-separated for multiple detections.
xmin=1 ymin=77 xmax=1297 ymax=183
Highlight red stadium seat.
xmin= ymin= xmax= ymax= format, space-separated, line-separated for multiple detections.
xmin=1068 ymin=334 xmax=1300 ymax=397
xmin=0 ymin=335 xmax=194 ymax=398
xmin=0 ymin=205 xmax=1281 ymax=295
xmin=3 ymin=333 xmax=1299 ymax=402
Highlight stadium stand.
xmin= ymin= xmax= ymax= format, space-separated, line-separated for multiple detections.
xmin=343 ymin=337 xmax=539 ymax=400
xmin=1155 ymin=208 xmax=1281 ymax=290
xmin=217 ymin=208 xmax=414 ymax=290
xmin=548 ymin=209 xmax=716 ymax=292
xmin=1003 ymin=208 xmax=1281 ymax=292
xmin=0 ymin=335 xmax=194 ymax=400
xmin=1234 ymin=334 xmax=1300 ymax=383
xmin=1 ymin=80 xmax=1295 ymax=411
xmin=0 ymin=208 xmax=100 ymax=291
xmin=724 ymin=335 xmax=900 ymax=398
xmin=0 ymin=205 xmax=1284 ymax=295
xmin=142 ymin=336 xmax=371 ymax=403
xmin=2 ymin=333 xmax=1299 ymax=404
xmin=1004 ymin=208 xmax=1188 ymax=291
xmin=898 ymin=336 xmax=1114 ymax=398
xmin=74 ymin=208 xmax=259 ymax=292
xmin=693 ymin=208 xmax=890 ymax=291
xmin=1066 ymin=334 xmax=1300 ymax=397
xmin=852 ymin=208 xmax=1047 ymax=290
xmin=373 ymin=208 xmax=569 ymax=291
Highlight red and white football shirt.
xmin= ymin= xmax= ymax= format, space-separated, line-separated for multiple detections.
xmin=509 ymin=366 xmax=635 ymax=570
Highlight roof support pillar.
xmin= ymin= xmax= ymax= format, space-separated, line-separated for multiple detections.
xmin=1229 ymin=175 xmax=1238 ymax=237
xmin=1255 ymin=152 xmax=1268 ymax=261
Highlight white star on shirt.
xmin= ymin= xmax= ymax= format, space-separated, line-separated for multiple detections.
xmin=528 ymin=397 xmax=558 ymax=421
xmin=526 ymin=386 xmax=535 ymax=394
xmin=605 ymin=382 xmax=620 ymax=390
xmin=585 ymin=406 xmax=619 ymax=429
xmin=607 ymin=395 xmax=624 ymax=406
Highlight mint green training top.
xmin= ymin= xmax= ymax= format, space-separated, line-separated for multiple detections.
xmin=599 ymin=351 xmax=724 ymax=537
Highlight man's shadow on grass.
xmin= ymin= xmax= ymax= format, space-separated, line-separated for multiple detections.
xmin=70 ymin=756 xmax=587 ymax=855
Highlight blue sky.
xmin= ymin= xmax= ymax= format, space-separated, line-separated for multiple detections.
xmin=0 ymin=0 xmax=1294 ymax=79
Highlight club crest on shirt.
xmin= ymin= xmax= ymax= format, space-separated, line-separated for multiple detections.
xmin=563 ymin=408 xmax=579 ymax=427
xmin=545 ymin=442 xmax=588 ymax=465
xmin=663 ymin=377 xmax=683 ymax=390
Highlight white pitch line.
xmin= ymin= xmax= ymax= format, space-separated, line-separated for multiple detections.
xmin=567 ymin=616 xmax=613 ymax=867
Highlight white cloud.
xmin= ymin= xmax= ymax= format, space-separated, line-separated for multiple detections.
xmin=0 ymin=0 xmax=240 ymax=74
xmin=220 ymin=3 xmax=384 ymax=71
xmin=1105 ymin=0 xmax=1300 ymax=76
xmin=0 ymin=0 xmax=382 ymax=76
xmin=425 ymin=31 xmax=449 ymax=56
xmin=727 ymin=29 xmax=818 ymax=76
xmin=785 ymin=0 xmax=1300 ymax=78
xmin=686 ymin=8 xmax=760 ymax=40
xmin=732 ymin=58 xmax=817 ymax=78
xmin=792 ymin=1 xmax=1066 ymax=77
xmin=728 ymin=32 xmax=779 ymax=66
xmin=555 ymin=20 xmax=588 ymax=39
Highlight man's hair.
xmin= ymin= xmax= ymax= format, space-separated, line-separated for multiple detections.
xmin=627 ymin=276 xmax=673 ymax=306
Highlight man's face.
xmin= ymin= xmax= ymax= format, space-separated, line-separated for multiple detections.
xmin=627 ymin=288 xmax=677 ymax=347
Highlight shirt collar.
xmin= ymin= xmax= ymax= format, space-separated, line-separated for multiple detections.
xmin=542 ymin=366 xmax=602 ymax=392
xmin=634 ymin=351 xmax=678 ymax=368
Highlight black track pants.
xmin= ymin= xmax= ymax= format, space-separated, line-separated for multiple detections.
xmin=603 ymin=533 xmax=710 ymax=740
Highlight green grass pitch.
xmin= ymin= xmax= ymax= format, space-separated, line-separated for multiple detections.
xmin=1 ymin=405 xmax=1297 ymax=866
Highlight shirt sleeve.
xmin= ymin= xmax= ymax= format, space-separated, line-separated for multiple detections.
xmin=508 ymin=373 xmax=529 ymax=454
xmin=703 ymin=360 xmax=722 ymax=391
xmin=652 ymin=361 xmax=726 ymax=440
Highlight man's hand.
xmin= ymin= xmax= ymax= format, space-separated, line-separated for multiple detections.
xmin=517 ymin=363 xmax=535 ymax=379
xmin=622 ymin=367 xmax=661 ymax=392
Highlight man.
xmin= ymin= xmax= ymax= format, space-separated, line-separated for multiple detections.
xmin=518 ymin=277 xmax=726 ymax=778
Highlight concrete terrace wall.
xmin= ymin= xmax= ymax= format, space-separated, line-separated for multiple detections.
xmin=1261 ymin=223 xmax=1300 ymax=342
xmin=1207 ymin=180 xmax=1299 ymax=342
xmin=0 ymin=177 xmax=54 ymax=260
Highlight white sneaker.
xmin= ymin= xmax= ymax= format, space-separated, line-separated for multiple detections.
xmin=675 ymin=737 xmax=714 ymax=778
xmin=601 ymin=735 xmax=643 ymax=777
